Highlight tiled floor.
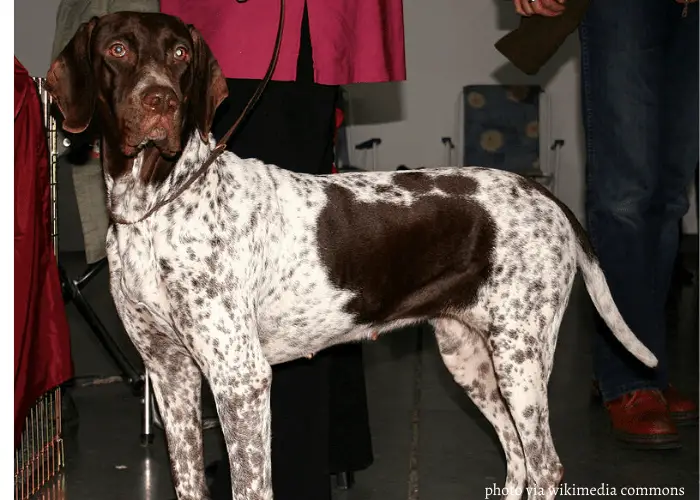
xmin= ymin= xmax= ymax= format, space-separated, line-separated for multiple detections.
xmin=40 ymin=247 xmax=699 ymax=499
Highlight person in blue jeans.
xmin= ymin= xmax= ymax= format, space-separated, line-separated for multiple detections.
xmin=578 ymin=0 xmax=698 ymax=448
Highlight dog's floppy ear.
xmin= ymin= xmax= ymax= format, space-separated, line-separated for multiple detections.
xmin=187 ymin=25 xmax=228 ymax=142
xmin=46 ymin=17 xmax=99 ymax=134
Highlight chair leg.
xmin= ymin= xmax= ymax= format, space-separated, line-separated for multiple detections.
xmin=59 ymin=260 xmax=143 ymax=395
xmin=141 ymin=371 xmax=155 ymax=446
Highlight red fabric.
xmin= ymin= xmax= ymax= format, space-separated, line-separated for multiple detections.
xmin=14 ymin=57 xmax=73 ymax=446
xmin=334 ymin=108 xmax=344 ymax=137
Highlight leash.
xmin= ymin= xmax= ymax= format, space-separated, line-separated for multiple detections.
xmin=111 ymin=0 xmax=285 ymax=225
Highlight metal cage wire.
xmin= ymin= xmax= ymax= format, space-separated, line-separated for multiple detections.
xmin=14 ymin=77 xmax=65 ymax=500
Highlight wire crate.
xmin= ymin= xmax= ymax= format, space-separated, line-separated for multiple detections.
xmin=14 ymin=390 xmax=65 ymax=500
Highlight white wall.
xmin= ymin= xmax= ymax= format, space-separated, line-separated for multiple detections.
xmin=15 ymin=0 xmax=62 ymax=76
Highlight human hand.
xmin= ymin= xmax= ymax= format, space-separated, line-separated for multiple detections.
xmin=513 ymin=0 xmax=566 ymax=17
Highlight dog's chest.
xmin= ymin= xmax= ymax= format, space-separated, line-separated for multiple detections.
xmin=107 ymin=221 xmax=172 ymax=329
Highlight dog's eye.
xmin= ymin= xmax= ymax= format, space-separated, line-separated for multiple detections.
xmin=109 ymin=43 xmax=128 ymax=58
xmin=174 ymin=46 xmax=189 ymax=61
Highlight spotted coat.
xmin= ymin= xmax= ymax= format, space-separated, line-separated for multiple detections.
xmin=105 ymin=133 xmax=658 ymax=500
xmin=45 ymin=11 xmax=653 ymax=500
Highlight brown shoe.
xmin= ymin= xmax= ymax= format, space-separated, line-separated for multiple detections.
xmin=604 ymin=389 xmax=680 ymax=449
xmin=663 ymin=384 xmax=698 ymax=425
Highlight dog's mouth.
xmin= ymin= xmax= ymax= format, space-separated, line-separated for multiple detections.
xmin=145 ymin=126 xmax=168 ymax=142
xmin=123 ymin=117 xmax=181 ymax=158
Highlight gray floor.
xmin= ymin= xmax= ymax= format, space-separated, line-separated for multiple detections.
xmin=43 ymin=246 xmax=699 ymax=500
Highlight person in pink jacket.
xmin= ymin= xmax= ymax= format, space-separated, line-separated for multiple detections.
xmin=162 ymin=0 xmax=405 ymax=85
xmin=158 ymin=1 xmax=406 ymax=499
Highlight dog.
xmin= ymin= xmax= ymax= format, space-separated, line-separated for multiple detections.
xmin=46 ymin=12 xmax=658 ymax=500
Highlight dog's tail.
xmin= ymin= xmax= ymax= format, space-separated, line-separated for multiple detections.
xmin=524 ymin=177 xmax=657 ymax=367
xmin=570 ymin=220 xmax=658 ymax=368
xmin=526 ymin=177 xmax=658 ymax=368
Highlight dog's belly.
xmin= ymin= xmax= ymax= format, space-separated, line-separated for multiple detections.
xmin=255 ymin=274 xmax=361 ymax=364
xmin=255 ymin=270 xmax=424 ymax=365
xmin=258 ymin=316 xmax=418 ymax=366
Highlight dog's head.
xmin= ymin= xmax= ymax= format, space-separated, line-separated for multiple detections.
xmin=46 ymin=12 xmax=228 ymax=162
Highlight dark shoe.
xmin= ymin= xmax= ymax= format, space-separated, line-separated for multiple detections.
xmin=663 ymin=384 xmax=698 ymax=425
xmin=604 ymin=389 xmax=680 ymax=449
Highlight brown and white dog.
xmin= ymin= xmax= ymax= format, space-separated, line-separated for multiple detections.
xmin=47 ymin=12 xmax=657 ymax=500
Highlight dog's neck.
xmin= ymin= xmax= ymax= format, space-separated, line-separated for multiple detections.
xmin=103 ymin=132 xmax=218 ymax=224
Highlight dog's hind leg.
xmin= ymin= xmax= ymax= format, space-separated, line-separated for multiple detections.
xmin=432 ymin=317 xmax=527 ymax=500
xmin=489 ymin=320 xmax=564 ymax=500
xmin=145 ymin=349 xmax=209 ymax=500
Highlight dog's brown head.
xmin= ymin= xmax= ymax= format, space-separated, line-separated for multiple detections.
xmin=47 ymin=12 xmax=227 ymax=174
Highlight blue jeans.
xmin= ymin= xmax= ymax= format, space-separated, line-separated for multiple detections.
xmin=579 ymin=0 xmax=699 ymax=402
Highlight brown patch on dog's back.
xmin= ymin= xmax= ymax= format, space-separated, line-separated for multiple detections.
xmin=393 ymin=172 xmax=479 ymax=197
xmin=433 ymin=175 xmax=479 ymax=195
xmin=316 ymin=183 xmax=496 ymax=324
xmin=393 ymin=171 xmax=433 ymax=194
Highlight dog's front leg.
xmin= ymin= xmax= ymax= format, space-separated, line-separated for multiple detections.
xmin=147 ymin=352 xmax=208 ymax=500
xmin=206 ymin=333 xmax=273 ymax=500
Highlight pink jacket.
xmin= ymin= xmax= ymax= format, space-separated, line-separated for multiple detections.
xmin=160 ymin=0 xmax=406 ymax=85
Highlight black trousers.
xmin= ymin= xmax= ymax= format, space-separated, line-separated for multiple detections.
xmin=208 ymin=10 xmax=371 ymax=500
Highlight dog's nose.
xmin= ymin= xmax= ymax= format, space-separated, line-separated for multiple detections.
xmin=141 ymin=86 xmax=178 ymax=114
